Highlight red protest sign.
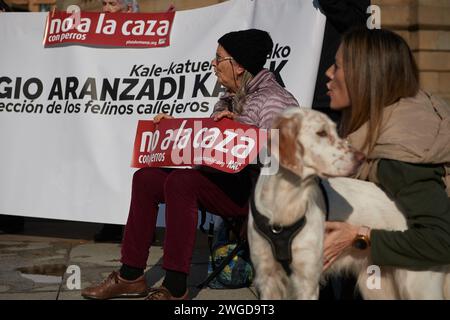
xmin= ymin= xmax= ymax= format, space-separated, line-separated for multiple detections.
xmin=131 ymin=118 xmax=268 ymax=173
xmin=43 ymin=11 xmax=175 ymax=48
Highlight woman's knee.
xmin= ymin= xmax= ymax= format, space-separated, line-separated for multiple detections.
xmin=164 ymin=169 xmax=203 ymax=195
xmin=132 ymin=167 xmax=167 ymax=187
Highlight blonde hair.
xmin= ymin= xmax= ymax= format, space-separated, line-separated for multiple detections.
xmin=340 ymin=28 xmax=419 ymax=153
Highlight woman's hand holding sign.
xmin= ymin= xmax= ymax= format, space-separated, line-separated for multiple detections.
xmin=154 ymin=110 xmax=236 ymax=123
xmin=213 ymin=110 xmax=237 ymax=121
xmin=153 ymin=113 xmax=174 ymax=124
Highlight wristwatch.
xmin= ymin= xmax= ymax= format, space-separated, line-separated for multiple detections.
xmin=353 ymin=226 xmax=371 ymax=250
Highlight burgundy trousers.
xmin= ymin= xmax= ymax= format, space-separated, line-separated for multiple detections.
xmin=120 ymin=167 xmax=251 ymax=274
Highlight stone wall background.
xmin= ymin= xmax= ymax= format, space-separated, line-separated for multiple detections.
xmin=373 ymin=0 xmax=450 ymax=104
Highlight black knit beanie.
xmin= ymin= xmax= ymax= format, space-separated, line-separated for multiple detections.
xmin=218 ymin=29 xmax=273 ymax=76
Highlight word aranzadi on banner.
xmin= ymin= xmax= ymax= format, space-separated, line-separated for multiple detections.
xmin=0 ymin=44 xmax=291 ymax=117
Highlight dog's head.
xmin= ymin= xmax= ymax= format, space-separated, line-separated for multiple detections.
xmin=271 ymin=107 xmax=364 ymax=179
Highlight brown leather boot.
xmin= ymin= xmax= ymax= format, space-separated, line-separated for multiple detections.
xmin=81 ymin=271 xmax=148 ymax=300
xmin=145 ymin=286 xmax=189 ymax=300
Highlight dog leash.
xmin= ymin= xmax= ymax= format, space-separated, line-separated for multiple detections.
xmin=318 ymin=178 xmax=330 ymax=221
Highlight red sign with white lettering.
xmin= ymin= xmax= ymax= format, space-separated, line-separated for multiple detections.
xmin=43 ymin=11 xmax=175 ymax=48
xmin=131 ymin=118 xmax=268 ymax=173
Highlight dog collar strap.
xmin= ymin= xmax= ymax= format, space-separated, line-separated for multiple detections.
xmin=250 ymin=192 xmax=307 ymax=276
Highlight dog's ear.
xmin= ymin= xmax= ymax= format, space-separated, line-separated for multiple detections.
xmin=272 ymin=114 xmax=304 ymax=176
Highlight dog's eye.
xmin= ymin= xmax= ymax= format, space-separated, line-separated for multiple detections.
xmin=316 ymin=130 xmax=327 ymax=137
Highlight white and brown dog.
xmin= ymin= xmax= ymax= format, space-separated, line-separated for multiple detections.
xmin=248 ymin=107 xmax=450 ymax=300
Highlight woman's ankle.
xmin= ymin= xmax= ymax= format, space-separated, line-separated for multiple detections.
xmin=162 ymin=269 xmax=187 ymax=297
xmin=119 ymin=264 xmax=144 ymax=281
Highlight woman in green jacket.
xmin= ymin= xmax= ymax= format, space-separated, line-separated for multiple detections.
xmin=323 ymin=27 xmax=450 ymax=271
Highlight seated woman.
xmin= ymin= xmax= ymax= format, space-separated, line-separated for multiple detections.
xmin=81 ymin=29 xmax=299 ymax=300
xmin=323 ymin=27 xmax=450 ymax=272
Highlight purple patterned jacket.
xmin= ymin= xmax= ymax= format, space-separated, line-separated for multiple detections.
xmin=212 ymin=69 xmax=299 ymax=129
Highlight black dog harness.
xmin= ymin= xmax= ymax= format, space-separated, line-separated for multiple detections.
xmin=250 ymin=191 xmax=306 ymax=276
xmin=250 ymin=179 xmax=329 ymax=276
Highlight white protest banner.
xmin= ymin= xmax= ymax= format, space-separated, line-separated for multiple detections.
xmin=0 ymin=0 xmax=325 ymax=224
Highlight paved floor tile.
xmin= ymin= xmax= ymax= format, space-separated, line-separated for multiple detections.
xmin=0 ymin=222 xmax=256 ymax=301
xmin=0 ymin=291 xmax=58 ymax=300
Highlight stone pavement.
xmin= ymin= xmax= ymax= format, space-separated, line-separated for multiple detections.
xmin=0 ymin=218 xmax=258 ymax=300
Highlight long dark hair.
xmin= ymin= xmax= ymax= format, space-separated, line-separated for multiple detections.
xmin=340 ymin=28 xmax=419 ymax=152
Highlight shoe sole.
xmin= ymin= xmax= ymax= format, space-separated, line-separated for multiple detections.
xmin=81 ymin=291 xmax=148 ymax=300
